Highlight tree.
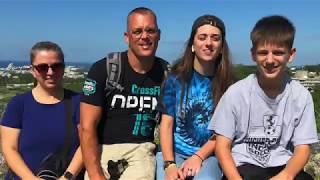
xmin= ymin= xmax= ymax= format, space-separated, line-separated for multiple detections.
xmin=311 ymin=86 xmax=320 ymax=132
xmin=233 ymin=64 xmax=256 ymax=80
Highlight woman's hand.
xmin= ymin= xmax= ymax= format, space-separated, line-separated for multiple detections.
xmin=180 ymin=154 xmax=202 ymax=177
xmin=165 ymin=165 xmax=185 ymax=180
xmin=24 ymin=175 xmax=44 ymax=180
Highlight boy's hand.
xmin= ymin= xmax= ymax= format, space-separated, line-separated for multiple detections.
xmin=180 ymin=155 xmax=202 ymax=177
xmin=165 ymin=165 xmax=185 ymax=180
xmin=269 ymin=170 xmax=294 ymax=180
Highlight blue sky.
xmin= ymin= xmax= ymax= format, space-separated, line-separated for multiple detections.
xmin=0 ymin=0 xmax=319 ymax=65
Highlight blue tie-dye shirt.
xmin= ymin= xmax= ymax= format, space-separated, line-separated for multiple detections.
xmin=158 ymin=70 xmax=214 ymax=156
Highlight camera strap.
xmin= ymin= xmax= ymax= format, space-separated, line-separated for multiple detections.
xmin=58 ymin=90 xmax=74 ymax=158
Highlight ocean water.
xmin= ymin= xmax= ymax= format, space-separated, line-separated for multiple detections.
xmin=0 ymin=60 xmax=91 ymax=70
xmin=0 ymin=60 xmax=29 ymax=68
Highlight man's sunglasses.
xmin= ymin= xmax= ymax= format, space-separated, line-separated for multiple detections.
xmin=32 ymin=63 xmax=65 ymax=73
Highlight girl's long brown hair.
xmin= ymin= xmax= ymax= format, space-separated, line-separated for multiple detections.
xmin=171 ymin=15 xmax=235 ymax=116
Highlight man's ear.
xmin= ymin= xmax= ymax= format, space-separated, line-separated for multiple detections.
xmin=251 ymin=47 xmax=257 ymax=62
xmin=158 ymin=29 xmax=161 ymax=41
xmin=288 ymin=48 xmax=296 ymax=63
xmin=124 ymin=31 xmax=129 ymax=44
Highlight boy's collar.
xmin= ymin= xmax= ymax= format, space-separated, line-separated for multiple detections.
xmin=255 ymin=72 xmax=290 ymax=99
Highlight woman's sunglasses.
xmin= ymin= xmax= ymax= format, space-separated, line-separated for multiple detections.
xmin=32 ymin=63 xmax=65 ymax=74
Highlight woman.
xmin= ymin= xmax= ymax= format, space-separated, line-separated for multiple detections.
xmin=156 ymin=15 xmax=234 ymax=180
xmin=1 ymin=41 xmax=83 ymax=180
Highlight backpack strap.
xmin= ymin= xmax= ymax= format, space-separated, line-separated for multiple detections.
xmin=151 ymin=58 xmax=170 ymax=125
xmin=158 ymin=58 xmax=170 ymax=79
xmin=105 ymin=52 xmax=124 ymax=98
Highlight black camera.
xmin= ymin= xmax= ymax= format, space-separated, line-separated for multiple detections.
xmin=107 ymin=159 xmax=128 ymax=180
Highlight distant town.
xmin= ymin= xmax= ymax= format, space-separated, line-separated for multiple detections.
xmin=291 ymin=67 xmax=320 ymax=92
xmin=1 ymin=62 xmax=320 ymax=92
xmin=0 ymin=63 xmax=87 ymax=90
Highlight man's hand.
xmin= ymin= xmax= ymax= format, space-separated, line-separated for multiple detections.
xmin=89 ymin=174 xmax=108 ymax=180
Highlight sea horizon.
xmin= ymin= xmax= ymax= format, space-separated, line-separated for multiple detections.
xmin=0 ymin=60 xmax=92 ymax=69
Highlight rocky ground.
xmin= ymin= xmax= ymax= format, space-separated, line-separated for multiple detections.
xmin=305 ymin=140 xmax=320 ymax=179
xmin=0 ymin=154 xmax=6 ymax=179
xmin=0 ymin=141 xmax=319 ymax=179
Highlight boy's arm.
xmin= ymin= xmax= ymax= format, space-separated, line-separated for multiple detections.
xmin=271 ymin=93 xmax=318 ymax=180
xmin=216 ymin=135 xmax=243 ymax=180
xmin=270 ymin=144 xmax=310 ymax=180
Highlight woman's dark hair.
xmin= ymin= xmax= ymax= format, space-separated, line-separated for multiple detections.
xmin=30 ymin=41 xmax=64 ymax=64
xmin=171 ymin=15 xmax=234 ymax=115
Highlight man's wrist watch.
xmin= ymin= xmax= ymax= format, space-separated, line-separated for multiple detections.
xmin=63 ymin=171 xmax=74 ymax=180
xmin=163 ymin=160 xmax=176 ymax=170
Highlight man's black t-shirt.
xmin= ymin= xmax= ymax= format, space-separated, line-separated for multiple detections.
xmin=81 ymin=51 xmax=167 ymax=144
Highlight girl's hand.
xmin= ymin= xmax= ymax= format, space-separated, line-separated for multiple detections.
xmin=180 ymin=154 xmax=203 ymax=177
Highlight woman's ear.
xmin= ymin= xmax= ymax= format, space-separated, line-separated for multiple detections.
xmin=30 ymin=66 xmax=36 ymax=78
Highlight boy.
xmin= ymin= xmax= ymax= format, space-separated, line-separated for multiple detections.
xmin=209 ymin=15 xmax=318 ymax=180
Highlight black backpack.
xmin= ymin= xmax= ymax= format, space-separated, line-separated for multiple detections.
xmin=104 ymin=52 xmax=170 ymax=98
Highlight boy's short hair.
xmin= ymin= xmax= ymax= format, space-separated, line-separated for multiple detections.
xmin=251 ymin=15 xmax=295 ymax=49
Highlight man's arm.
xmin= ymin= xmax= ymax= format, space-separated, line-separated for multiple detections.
xmin=216 ymin=135 xmax=243 ymax=180
xmin=270 ymin=144 xmax=311 ymax=180
xmin=79 ymin=102 xmax=106 ymax=180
